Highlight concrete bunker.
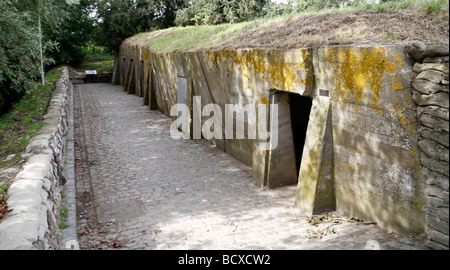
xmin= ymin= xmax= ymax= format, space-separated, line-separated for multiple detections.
xmin=114 ymin=43 xmax=442 ymax=238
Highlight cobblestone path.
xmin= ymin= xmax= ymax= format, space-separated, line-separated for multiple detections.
xmin=72 ymin=83 xmax=425 ymax=250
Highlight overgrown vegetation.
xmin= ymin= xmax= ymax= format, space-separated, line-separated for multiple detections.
xmin=0 ymin=0 xmax=93 ymax=116
xmin=93 ymin=0 xmax=188 ymax=54
xmin=0 ymin=0 xmax=41 ymax=115
xmin=81 ymin=46 xmax=115 ymax=63
xmin=0 ymin=67 xmax=63 ymax=170
xmin=0 ymin=67 xmax=62 ymax=217
xmin=0 ymin=181 xmax=8 ymax=219
xmin=174 ymin=0 xmax=267 ymax=26
xmin=0 ymin=182 xmax=8 ymax=200
xmin=124 ymin=0 xmax=448 ymax=52
xmin=71 ymin=46 xmax=115 ymax=74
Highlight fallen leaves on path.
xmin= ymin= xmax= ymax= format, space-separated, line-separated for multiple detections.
xmin=0 ymin=194 xmax=9 ymax=220
xmin=307 ymin=215 xmax=377 ymax=226
xmin=304 ymin=226 xmax=338 ymax=239
xmin=304 ymin=214 xmax=377 ymax=239
xmin=99 ymin=240 xmax=123 ymax=249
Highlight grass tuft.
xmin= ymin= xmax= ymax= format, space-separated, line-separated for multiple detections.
xmin=423 ymin=0 xmax=448 ymax=11
xmin=0 ymin=182 xmax=9 ymax=198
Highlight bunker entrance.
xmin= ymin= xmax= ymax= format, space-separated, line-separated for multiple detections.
xmin=289 ymin=93 xmax=313 ymax=175
xmin=265 ymin=91 xmax=312 ymax=188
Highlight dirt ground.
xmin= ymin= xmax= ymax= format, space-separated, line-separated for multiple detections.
xmin=215 ymin=8 xmax=449 ymax=50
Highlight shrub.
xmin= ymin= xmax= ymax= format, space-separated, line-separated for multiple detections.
xmin=0 ymin=0 xmax=40 ymax=116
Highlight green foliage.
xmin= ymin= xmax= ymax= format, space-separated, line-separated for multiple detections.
xmin=94 ymin=0 xmax=189 ymax=53
xmin=46 ymin=0 xmax=95 ymax=66
xmin=94 ymin=5 xmax=137 ymax=53
xmin=422 ymin=0 xmax=448 ymax=11
xmin=294 ymin=0 xmax=371 ymax=12
xmin=174 ymin=0 xmax=267 ymax=26
xmin=263 ymin=0 xmax=296 ymax=17
xmin=12 ymin=0 xmax=94 ymax=67
xmin=13 ymin=0 xmax=68 ymax=67
xmin=295 ymin=0 xmax=339 ymax=12
xmin=60 ymin=207 xmax=69 ymax=219
xmin=80 ymin=46 xmax=114 ymax=63
xmin=1 ymin=0 xmax=94 ymax=115
xmin=14 ymin=0 xmax=64 ymax=27
xmin=0 ymin=67 xmax=62 ymax=169
xmin=0 ymin=182 xmax=9 ymax=198
xmin=74 ymin=59 xmax=115 ymax=73
xmin=0 ymin=0 xmax=41 ymax=115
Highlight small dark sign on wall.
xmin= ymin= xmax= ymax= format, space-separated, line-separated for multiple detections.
xmin=319 ymin=89 xmax=330 ymax=97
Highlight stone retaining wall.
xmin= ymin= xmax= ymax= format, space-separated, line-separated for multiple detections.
xmin=0 ymin=67 xmax=71 ymax=249
xmin=407 ymin=41 xmax=449 ymax=250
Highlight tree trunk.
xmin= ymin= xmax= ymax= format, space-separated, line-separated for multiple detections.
xmin=38 ymin=13 xmax=45 ymax=86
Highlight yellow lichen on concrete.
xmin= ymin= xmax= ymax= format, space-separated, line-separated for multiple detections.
xmin=260 ymin=97 xmax=269 ymax=105
xmin=142 ymin=49 xmax=151 ymax=63
xmin=205 ymin=49 xmax=313 ymax=94
xmin=391 ymin=74 xmax=403 ymax=91
xmin=322 ymin=46 xmax=405 ymax=108
xmin=153 ymin=54 xmax=163 ymax=75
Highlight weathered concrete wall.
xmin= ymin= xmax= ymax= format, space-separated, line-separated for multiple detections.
xmin=0 ymin=68 xmax=71 ymax=249
xmin=115 ymin=41 xmax=447 ymax=237
xmin=117 ymin=45 xmax=315 ymax=170
xmin=407 ymin=41 xmax=449 ymax=250
xmin=309 ymin=45 xmax=426 ymax=234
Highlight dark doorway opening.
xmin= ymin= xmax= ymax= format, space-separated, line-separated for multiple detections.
xmin=288 ymin=93 xmax=313 ymax=176
xmin=264 ymin=91 xmax=313 ymax=188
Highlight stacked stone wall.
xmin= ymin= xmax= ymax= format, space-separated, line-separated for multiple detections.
xmin=407 ymin=41 xmax=449 ymax=250
xmin=0 ymin=67 xmax=71 ymax=249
